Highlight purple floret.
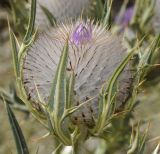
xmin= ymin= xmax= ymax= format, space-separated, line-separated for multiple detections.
xmin=123 ymin=7 xmax=134 ymax=25
xmin=116 ymin=6 xmax=134 ymax=27
xmin=71 ymin=23 xmax=92 ymax=45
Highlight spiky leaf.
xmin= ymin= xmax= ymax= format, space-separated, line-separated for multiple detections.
xmin=4 ymin=99 xmax=29 ymax=154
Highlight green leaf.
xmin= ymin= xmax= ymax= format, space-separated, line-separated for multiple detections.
xmin=107 ymin=49 xmax=135 ymax=103
xmin=23 ymin=0 xmax=36 ymax=43
xmin=48 ymin=40 xmax=69 ymax=115
xmin=3 ymin=98 xmax=29 ymax=154
xmin=0 ymin=88 xmax=28 ymax=113
xmin=51 ymin=143 xmax=63 ymax=154
xmin=9 ymin=0 xmax=29 ymax=37
xmin=66 ymin=72 xmax=75 ymax=109
xmin=127 ymin=123 xmax=149 ymax=154
xmin=94 ymin=47 xmax=136 ymax=134
xmin=147 ymin=34 xmax=160 ymax=64
xmin=139 ymin=0 xmax=155 ymax=29
xmin=137 ymin=34 xmax=160 ymax=80
xmin=40 ymin=5 xmax=57 ymax=27
xmin=152 ymin=144 xmax=160 ymax=154
xmin=47 ymin=41 xmax=71 ymax=145
xmin=102 ymin=0 xmax=113 ymax=28
xmin=94 ymin=0 xmax=104 ymax=20
xmin=127 ymin=128 xmax=139 ymax=154
xmin=9 ymin=25 xmax=19 ymax=78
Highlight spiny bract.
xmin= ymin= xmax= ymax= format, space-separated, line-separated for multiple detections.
xmin=22 ymin=20 xmax=134 ymax=127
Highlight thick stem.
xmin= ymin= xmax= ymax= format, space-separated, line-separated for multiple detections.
xmin=73 ymin=139 xmax=87 ymax=154
xmin=72 ymin=125 xmax=88 ymax=154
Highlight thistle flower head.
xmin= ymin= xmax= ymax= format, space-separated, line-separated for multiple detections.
xmin=22 ymin=20 xmax=134 ymax=128
xmin=36 ymin=0 xmax=91 ymax=29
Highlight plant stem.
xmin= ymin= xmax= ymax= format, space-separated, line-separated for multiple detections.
xmin=72 ymin=125 xmax=88 ymax=154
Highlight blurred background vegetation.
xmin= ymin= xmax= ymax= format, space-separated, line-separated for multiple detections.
xmin=0 ymin=0 xmax=160 ymax=153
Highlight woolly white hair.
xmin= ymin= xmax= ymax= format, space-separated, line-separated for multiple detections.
xmin=22 ymin=20 xmax=134 ymax=127
xmin=36 ymin=0 xmax=91 ymax=29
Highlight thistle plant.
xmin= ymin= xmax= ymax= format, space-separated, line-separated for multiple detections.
xmin=9 ymin=0 xmax=29 ymax=36
xmin=5 ymin=0 xmax=160 ymax=153
xmin=9 ymin=0 xmax=134 ymax=147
